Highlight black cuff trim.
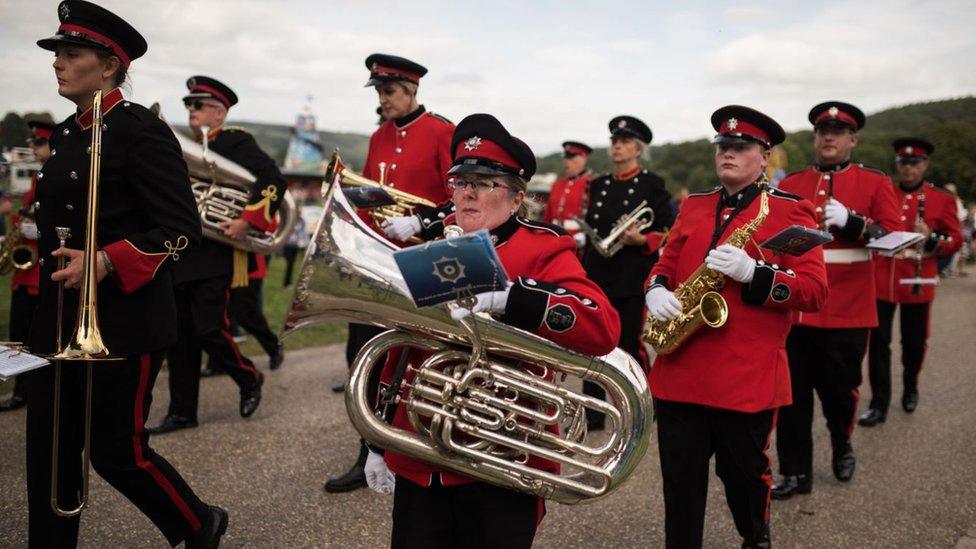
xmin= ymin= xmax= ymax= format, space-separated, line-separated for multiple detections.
xmin=501 ymin=277 xmax=550 ymax=331
xmin=742 ymin=264 xmax=775 ymax=305
xmin=417 ymin=203 xmax=457 ymax=241
xmin=838 ymin=211 xmax=867 ymax=241
xmin=863 ymin=222 xmax=888 ymax=242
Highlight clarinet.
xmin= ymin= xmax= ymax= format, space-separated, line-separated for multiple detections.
xmin=912 ymin=189 xmax=926 ymax=295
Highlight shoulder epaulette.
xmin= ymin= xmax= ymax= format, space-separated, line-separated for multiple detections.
xmin=928 ymin=184 xmax=955 ymax=198
xmin=222 ymin=125 xmax=250 ymax=134
xmin=856 ymin=163 xmax=887 ymax=176
xmin=426 ymin=112 xmax=453 ymax=125
xmin=768 ymin=187 xmax=802 ymax=202
xmin=782 ymin=168 xmax=809 ymax=180
xmin=516 ymin=217 xmax=566 ymax=236
xmin=687 ymin=187 xmax=721 ymax=198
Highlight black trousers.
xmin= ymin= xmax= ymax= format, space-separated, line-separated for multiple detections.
xmin=8 ymin=286 xmax=37 ymax=400
xmin=777 ymin=326 xmax=868 ymax=477
xmin=583 ymin=294 xmax=647 ymax=426
xmin=229 ymin=278 xmax=279 ymax=360
xmin=868 ymin=300 xmax=930 ymax=412
xmin=166 ymin=276 xmax=260 ymax=419
xmin=345 ymin=324 xmax=387 ymax=457
xmin=26 ymin=352 xmax=209 ymax=547
xmin=282 ymin=245 xmax=301 ymax=287
xmin=655 ymin=399 xmax=775 ymax=549
xmin=391 ymin=476 xmax=540 ymax=549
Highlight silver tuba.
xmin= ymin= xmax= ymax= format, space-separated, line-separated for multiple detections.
xmin=281 ymin=182 xmax=653 ymax=504
xmin=575 ymin=200 xmax=655 ymax=258
xmin=170 ymin=126 xmax=297 ymax=254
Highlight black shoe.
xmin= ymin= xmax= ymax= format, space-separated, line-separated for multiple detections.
xmin=858 ymin=408 xmax=886 ymax=427
xmin=832 ymin=441 xmax=856 ymax=482
xmin=147 ymin=414 xmax=198 ymax=435
xmin=240 ymin=372 xmax=264 ymax=418
xmin=902 ymin=389 xmax=919 ymax=413
xmin=324 ymin=445 xmax=368 ymax=493
xmin=0 ymin=394 xmax=26 ymax=412
xmin=741 ymin=525 xmax=771 ymax=549
xmin=770 ymin=474 xmax=812 ymax=500
xmin=331 ymin=381 xmax=346 ymax=393
xmin=269 ymin=346 xmax=285 ymax=371
xmin=200 ymin=363 xmax=224 ymax=378
xmin=186 ymin=505 xmax=228 ymax=549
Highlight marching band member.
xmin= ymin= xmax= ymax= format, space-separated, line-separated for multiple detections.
xmin=772 ymin=101 xmax=901 ymax=497
xmin=325 ymin=53 xmax=456 ymax=494
xmin=28 ymin=1 xmax=226 ymax=545
xmin=542 ymin=140 xmax=592 ymax=237
xmin=150 ymin=75 xmax=284 ymax=435
xmin=0 ymin=121 xmax=50 ymax=413
xmin=365 ymin=113 xmax=620 ymax=548
xmin=645 ymin=106 xmax=827 ymax=549
xmin=581 ymin=116 xmax=673 ymax=429
xmin=859 ymin=139 xmax=961 ymax=425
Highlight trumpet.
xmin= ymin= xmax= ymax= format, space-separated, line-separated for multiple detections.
xmin=575 ymin=200 xmax=655 ymax=257
xmin=324 ymin=149 xmax=437 ymax=227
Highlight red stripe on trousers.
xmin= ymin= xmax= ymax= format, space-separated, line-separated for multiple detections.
xmin=762 ymin=409 xmax=778 ymax=522
xmin=847 ymin=388 xmax=860 ymax=438
xmin=222 ymin=289 xmax=258 ymax=378
xmin=133 ymin=354 xmax=203 ymax=531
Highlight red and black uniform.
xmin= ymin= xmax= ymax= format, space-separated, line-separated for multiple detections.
xmin=868 ymin=181 xmax=961 ymax=413
xmin=542 ymin=170 xmax=590 ymax=233
xmin=25 ymin=85 xmax=211 ymax=545
xmin=648 ymin=182 xmax=828 ymax=547
xmin=382 ymin=216 xmax=620 ymax=547
xmin=775 ymin=160 xmax=900 ymax=477
xmin=164 ymin=123 xmax=284 ymax=421
xmin=228 ymin=253 xmax=281 ymax=365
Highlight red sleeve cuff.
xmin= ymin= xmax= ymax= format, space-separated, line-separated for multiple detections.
xmin=103 ymin=240 xmax=167 ymax=294
xmin=642 ymin=231 xmax=667 ymax=255
xmin=240 ymin=207 xmax=278 ymax=233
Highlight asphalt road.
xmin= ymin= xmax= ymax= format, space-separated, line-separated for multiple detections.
xmin=1 ymin=275 xmax=975 ymax=548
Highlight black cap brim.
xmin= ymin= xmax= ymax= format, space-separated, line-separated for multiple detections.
xmin=711 ymin=134 xmax=771 ymax=147
xmin=447 ymin=163 xmax=511 ymax=177
xmin=37 ymin=34 xmax=108 ymax=52
xmin=365 ymin=75 xmax=413 ymax=88
xmin=610 ymin=128 xmax=647 ymax=142
xmin=814 ymin=119 xmax=857 ymax=131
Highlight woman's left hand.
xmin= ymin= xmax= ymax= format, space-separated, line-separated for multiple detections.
xmin=621 ymin=225 xmax=646 ymax=246
xmin=219 ymin=218 xmax=251 ymax=240
xmin=51 ymin=247 xmax=108 ymax=289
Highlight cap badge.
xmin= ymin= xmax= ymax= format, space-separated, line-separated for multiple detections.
xmin=905 ymin=146 xmax=914 ymax=154
xmin=371 ymin=63 xmax=378 ymax=71
xmin=828 ymin=106 xmax=839 ymax=118
xmin=58 ymin=2 xmax=69 ymax=20
xmin=727 ymin=118 xmax=738 ymax=130
xmin=187 ymin=77 xmax=197 ymax=88
xmin=617 ymin=120 xmax=627 ymax=129
xmin=464 ymin=136 xmax=482 ymax=151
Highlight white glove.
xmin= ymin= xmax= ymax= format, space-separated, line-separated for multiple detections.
xmin=364 ymin=451 xmax=395 ymax=495
xmin=451 ymin=285 xmax=512 ymax=320
xmin=705 ymin=244 xmax=756 ymax=283
xmin=646 ymin=286 xmax=682 ymax=321
xmin=572 ymin=232 xmax=587 ymax=248
xmin=382 ymin=216 xmax=421 ymax=241
xmin=19 ymin=221 xmax=38 ymax=240
xmin=824 ymin=198 xmax=850 ymax=229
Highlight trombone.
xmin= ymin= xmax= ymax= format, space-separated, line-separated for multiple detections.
xmin=49 ymin=89 xmax=119 ymax=517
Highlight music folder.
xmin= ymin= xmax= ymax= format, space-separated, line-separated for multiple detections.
xmin=393 ymin=230 xmax=509 ymax=308
xmin=342 ymin=186 xmax=398 ymax=209
xmin=0 ymin=346 xmax=50 ymax=382
xmin=866 ymin=231 xmax=925 ymax=256
xmin=760 ymin=225 xmax=833 ymax=256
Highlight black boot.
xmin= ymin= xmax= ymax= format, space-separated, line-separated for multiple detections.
xmin=147 ymin=414 xmax=199 ymax=435
xmin=902 ymin=388 xmax=919 ymax=413
xmin=832 ymin=441 xmax=856 ymax=482
xmin=324 ymin=442 xmax=368 ymax=493
xmin=770 ymin=474 xmax=812 ymax=500
xmin=240 ymin=372 xmax=264 ymax=418
xmin=742 ymin=524 xmax=771 ymax=549
xmin=858 ymin=408 xmax=886 ymax=427
xmin=269 ymin=346 xmax=285 ymax=371
xmin=331 ymin=381 xmax=346 ymax=393
xmin=185 ymin=505 xmax=228 ymax=549
xmin=0 ymin=394 xmax=27 ymax=412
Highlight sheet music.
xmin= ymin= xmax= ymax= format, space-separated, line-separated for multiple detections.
xmin=867 ymin=231 xmax=925 ymax=255
xmin=0 ymin=345 xmax=50 ymax=381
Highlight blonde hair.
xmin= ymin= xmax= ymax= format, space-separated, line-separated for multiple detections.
xmin=502 ymin=174 xmax=535 ymax=217
xmin=398 ymin=81 xmax=418 ymax=97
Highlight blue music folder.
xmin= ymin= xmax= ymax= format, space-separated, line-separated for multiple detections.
xmin=393 ymin=230 xmax=509 ymax=308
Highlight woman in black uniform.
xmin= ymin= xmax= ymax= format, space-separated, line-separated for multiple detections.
xmin=26 ymin=1 xmax=226 ymax=546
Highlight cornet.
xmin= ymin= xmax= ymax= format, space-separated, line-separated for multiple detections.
xmin=575 ymin=200 xmax=655 ymax=257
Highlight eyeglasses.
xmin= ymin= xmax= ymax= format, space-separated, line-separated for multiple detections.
xmin=28 ymin=137 xmax=48 ymax=146
xmin=448 ymin=178 xmax=513 ymax=194
xmin=184 ymin=100 xmax=220 ymax=111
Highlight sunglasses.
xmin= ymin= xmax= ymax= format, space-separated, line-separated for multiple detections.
xmin=28 ymin=137 xmax=49 ymax=146
xmin=184 ymin=99 xmax=220 ymax=111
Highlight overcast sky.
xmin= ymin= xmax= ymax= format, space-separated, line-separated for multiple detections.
xmin=2 ymin=0 xmax=974 ymax=155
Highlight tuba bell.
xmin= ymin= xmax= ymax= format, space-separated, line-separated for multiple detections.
xmin=169 ymin=124 xmax=297 ymax=254
xmin=281 ymin=182 xmax=653 ymax=504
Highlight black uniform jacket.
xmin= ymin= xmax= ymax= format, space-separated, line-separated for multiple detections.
xmin=582 ymin=168 xmax=674 ymax=298
xmin=29 ymin=88 xmax=202 ymax=356
xmin=171 ymin=125 xmax=286 ymax=283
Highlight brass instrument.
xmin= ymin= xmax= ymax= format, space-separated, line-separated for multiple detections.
xmin=575 ymin=200 xmax=655 ymax=258
xmin=0 ymin=217 xmax=38 ymax=274
xmin=169 ymin=123 xmax=297 ymax=254
xmin=645 ymin=186 xmax=769 ymax=354
xmin=324 ymin=149 xmax=437 ymax=227
xmin=281 ymin=182 xmax=652 ymax=504
xmin=49 ymin=90 xmax=120 ymax=516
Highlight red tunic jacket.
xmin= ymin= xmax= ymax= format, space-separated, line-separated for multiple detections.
xmin=10 ymin=178 xmax=40 ymax=295
xmin=542 ymin=171 xmax=590 ymax=231
xmin=647 ymin=185 xmax=828 ymax=413
xmin=874 ymin=182 xmax=962 ymax=304
xmin=382 ymin=216 xmax=621 ymax=487
xmin=777 ymin=163 xmax=900 ymax=328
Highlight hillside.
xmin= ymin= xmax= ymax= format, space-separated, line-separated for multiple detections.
xmin=537 ymin=97 xmax=976 ymax=201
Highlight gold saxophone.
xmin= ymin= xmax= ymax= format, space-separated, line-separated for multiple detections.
xmin=0 ymin=220 xmax=38 ymax=275
xmin=644 ymin=185 xmax=769 ymax=354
